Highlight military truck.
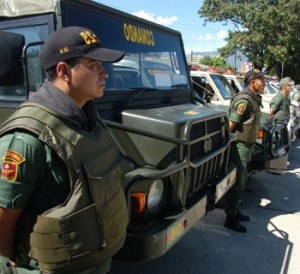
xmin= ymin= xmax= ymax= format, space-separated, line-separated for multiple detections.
xmin=0 ymin=0 xmax=236 ymax=262
xmin=190 ymin=70 xmax=290 ymax=174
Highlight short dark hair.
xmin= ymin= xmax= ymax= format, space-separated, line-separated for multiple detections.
xmin=46 ymin=57 xmax=80 ymax=81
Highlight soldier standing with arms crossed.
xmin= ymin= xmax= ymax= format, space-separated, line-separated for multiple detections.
xmin=225 ymin=69 xmax=266 ymax=233
xmin=0 ymin=26 xmax=128 ymax=273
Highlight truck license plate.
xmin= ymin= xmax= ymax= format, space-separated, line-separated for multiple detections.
xmin=215 ymin=168 xmax=236 ymax=203
xmin=166 ymin=217 xmax=185 ymax=249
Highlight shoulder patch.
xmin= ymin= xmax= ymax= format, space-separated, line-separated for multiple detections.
xmin=1 ymin=149 xmax=25 ymax=182
xmin=236 ymin=102 xmax=247 ymax=115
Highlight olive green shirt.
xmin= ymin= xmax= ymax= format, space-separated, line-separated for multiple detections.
xmin=0 ymin=130 xmax=69 ymax=211
xmin=269 ymin=92 xmax=291 ymax=114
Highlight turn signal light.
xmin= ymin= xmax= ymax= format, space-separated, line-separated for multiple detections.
xmin=131 ymin=192 xmax=146 ymax=213
xmin=257 ymin=129 xmax=264 ymax=139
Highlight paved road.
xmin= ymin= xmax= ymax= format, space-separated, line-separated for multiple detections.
xmin=111 ymin=139 xmax=300 ymax=274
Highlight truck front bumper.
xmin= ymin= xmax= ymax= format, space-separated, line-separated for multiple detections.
xmin=114 ymin=165 xmax=236 ymax=262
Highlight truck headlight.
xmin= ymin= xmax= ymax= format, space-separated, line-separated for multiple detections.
xmin=147 ymin=179 xmax=164 ymax=212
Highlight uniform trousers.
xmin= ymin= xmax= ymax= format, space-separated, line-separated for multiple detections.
xmin=225 ymin=141 xmax=254 ymax=216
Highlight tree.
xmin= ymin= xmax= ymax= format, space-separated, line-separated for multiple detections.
xmin=199 ymin=0 xmax=300 ymax=82
xmin=201 ymin=56 xmax=229 ymax=68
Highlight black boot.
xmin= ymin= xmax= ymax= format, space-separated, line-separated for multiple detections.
xmin=237 ymin=211 xmax=250 ymax=222
xmin=225 ymin=215 xmax=247 ymax=233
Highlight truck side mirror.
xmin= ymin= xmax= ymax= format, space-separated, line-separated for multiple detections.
xmin=0 ymin=31 xmax=25 ymax=86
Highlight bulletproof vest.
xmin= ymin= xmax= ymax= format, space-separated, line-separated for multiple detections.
xmin=230 ymin=93 xmax=261 ymax=143
xmin=0 ymin=102 xmax=128 ymax=273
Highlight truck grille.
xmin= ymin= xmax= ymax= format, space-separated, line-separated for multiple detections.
xmin=189 ymin=117 xmax=225 ymax=159
xmin=187 ymin=152 xmax=226 ymax=196
xmin=187 ymin=116 xmax=229 ymax=196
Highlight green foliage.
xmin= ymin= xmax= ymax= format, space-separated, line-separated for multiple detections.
xmin=200 ymin=56 xmax=229 ymax=68
xmin=199 ymin=0 xmax=300 ymax=82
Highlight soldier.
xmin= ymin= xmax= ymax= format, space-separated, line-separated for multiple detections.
xmin=269 ymin=77 xmax=294 ymax=117
xmin=0 ymin=26 xmax=128 ymax=273
xmin=225 ymin=69 xmax=265 ymax=233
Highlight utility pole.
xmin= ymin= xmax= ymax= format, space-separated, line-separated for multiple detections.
xmin=234 ymin=52 xmax=237 ymax=71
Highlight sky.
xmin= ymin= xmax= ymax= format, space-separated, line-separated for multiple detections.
xmin=95 ymin=0 xmax=234 ymax=55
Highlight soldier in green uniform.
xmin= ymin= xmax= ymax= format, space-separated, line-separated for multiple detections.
xmin=225 ymin=69 xmax=266 ymax=233
xmin=0 ymin=26 xmax=128 ymax=273
xmin=269 ymin=77 xmax=294 ymax=117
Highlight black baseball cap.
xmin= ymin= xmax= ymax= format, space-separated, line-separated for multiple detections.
xmin=40 ymin=26 xmax=125 ymax=70
xmin=244 ymin=69 xmax=266 ymax=84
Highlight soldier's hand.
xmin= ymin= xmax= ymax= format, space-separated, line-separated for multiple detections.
xmin=264 ymin=115 xmax=273 ymax=128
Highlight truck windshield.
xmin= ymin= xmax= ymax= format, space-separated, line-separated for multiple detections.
xmin=104 ymin=52 xmax=189 ymax=91
xmin=210 ymin=74 xmax=236 ymax=100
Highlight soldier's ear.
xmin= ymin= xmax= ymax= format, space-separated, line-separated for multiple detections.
xmin=57 ymin=62 xmax=71 ymax=81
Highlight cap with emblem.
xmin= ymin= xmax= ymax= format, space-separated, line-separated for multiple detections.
xmin=279 ymin=77 xmax=294 ymax=89
xmin=40 ymin=26 xmax=125 ymax=70
xmin=244 ymin=69 xmax=266 ymax=84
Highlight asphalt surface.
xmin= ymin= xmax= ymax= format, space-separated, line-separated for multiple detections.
xmin=111 ymin=139 xmax=300 ymax=274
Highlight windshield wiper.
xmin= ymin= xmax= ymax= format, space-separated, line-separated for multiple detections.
xmin=124 ymin=87 xmax=158 ymax=107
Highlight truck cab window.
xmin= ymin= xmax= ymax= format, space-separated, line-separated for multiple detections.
xmin=0 ymin=23 xmax=48 ymax=101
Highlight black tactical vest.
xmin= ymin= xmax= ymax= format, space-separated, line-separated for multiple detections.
xmin=0 ymin=102 xmax=128 ymax=273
